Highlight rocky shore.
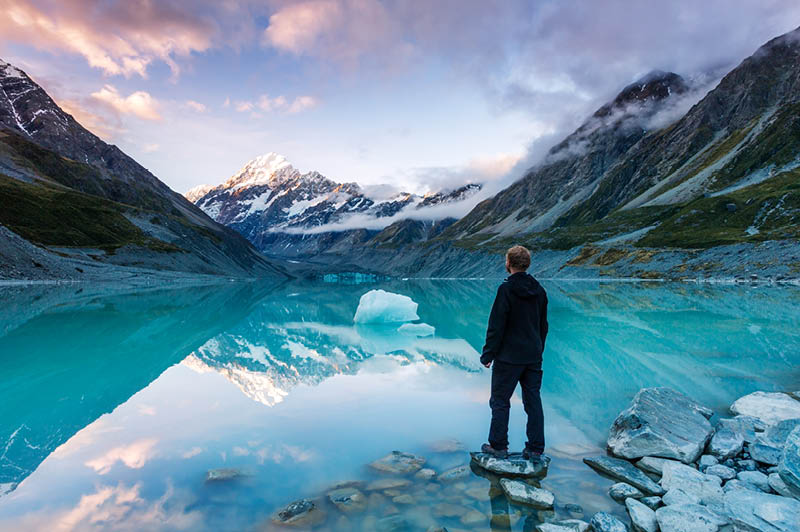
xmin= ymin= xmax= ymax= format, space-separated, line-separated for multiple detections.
xmin=259 ymin=387 xmax=800 ymax=531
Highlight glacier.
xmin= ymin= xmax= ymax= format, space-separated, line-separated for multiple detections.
xmin=353 ymin=289 xmax=420 ymax=324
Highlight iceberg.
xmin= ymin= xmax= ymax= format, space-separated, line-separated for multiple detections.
xmin=397 ymin=322 xmax=435 ymax=337
xmin=353 ymin=289 xmax=420 ymax=324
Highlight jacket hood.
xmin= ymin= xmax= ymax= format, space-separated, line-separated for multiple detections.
xmin=507 ymin=272 xmax=545 ymax=299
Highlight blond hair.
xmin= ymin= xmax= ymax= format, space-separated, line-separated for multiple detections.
xmin=506 ymin=245 xmax=531 ymax=271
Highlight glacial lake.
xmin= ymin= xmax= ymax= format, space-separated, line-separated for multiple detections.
xmin=1 ymin=278 xmax=799 ymax=531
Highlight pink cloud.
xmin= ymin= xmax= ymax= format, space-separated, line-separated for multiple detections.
xmin=91 ymin=85 xmax=162 ymax=121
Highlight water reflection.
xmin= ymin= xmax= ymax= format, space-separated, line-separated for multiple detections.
xmin=0 ymin=279 xmax=799 ymax=531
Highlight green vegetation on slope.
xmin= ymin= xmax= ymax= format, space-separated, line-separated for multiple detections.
xmin=0 ymin=174 xmax=182 ymax=252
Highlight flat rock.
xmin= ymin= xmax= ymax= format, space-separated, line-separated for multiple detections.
xmin=625 ymin=497 xmax=657 ymax=532
xmin=708 ymin=427 xmax=744 ymax=459
xmin=660 ymin=461 xmax=723 ymax=508
xmin=366 ymin=478 xmax=412 ymax=491
xmin=736 ymin=470 xmax=770 ymax=492
xmin=205 ymin=468 xmax=246 ymax=482
xmin=704 ymin=464 xmax=736 ymax=481
xmin=589 ymin=512 xmax=628 ymax=532
xmin=437 ymin=464 xmax=470 ymax=482
xmin=499 ymin=478 xmax=554 ymax=509
xmin=778 ymin=425 xmax=800 ymax=498
xmin=748 ymin=442 xmax=783 ymax=465
xmin=655 ymin=504 xmax=728 ymax=532
xmin=761 ymin=418 xmax=800 ymax=447
xmin=640 ymin=496 xmax=662 ymax=510
xmin=369 ymin=451 xmax=426 ymax=474
xmin=470 ymin=452 xmax=550 ymax=478
xmin=730 ymin=391 xmax=800 ymax=426
xmin=769 ymin=472 xmax=794 ymax=497
xmin=724 ymin=489 xmax=800 ymax=532
xmin=328 ymin=487 xmax=367 ymax=514
xmin=608 ymin=482 xmax=643 ymax=503
xmin=271 ymin=498 xmax=327 ymax=527
xmin=537 ymin=521 xmax=590 ymax=532
xmin=635 ymin=456 xmax=678 ymax=476
xmin=607 ymin=387 xmax=713 ymax=464
xmin=583 ymin=455 xmax=664 ymax=496
xmin=723 ymin=479 xmax=760 ymax=493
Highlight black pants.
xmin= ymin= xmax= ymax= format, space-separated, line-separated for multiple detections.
xmin=488 ymin=361 xmax=544 ymax=453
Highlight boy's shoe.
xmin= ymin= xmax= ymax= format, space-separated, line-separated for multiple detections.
xmin=481 ymin=443 xmax=509 ymax=459
xmin=522 ymin=448 xmax=542 ymax=461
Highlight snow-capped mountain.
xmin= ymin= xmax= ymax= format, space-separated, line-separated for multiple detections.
xmin=187 ymin=153 xmax=481 ymax=257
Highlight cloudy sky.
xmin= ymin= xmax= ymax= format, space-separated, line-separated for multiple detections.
xmin=1 ymin=0 xmax=799 ymax=195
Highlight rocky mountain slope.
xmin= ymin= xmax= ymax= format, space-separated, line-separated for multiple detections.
xmin=279 ymin=27 xmax=800 ymax=280
xmin=0 ymin=59 xmax=287 ymax=280
xmin=188 ymin=153 xmax=481 ymax=258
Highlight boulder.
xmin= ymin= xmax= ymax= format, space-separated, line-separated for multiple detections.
xmin=635 ymin=456 xmax=678 ymax=476
xmin=716 ymin=416 xmax=759 ymax=444
xmin=369 ymin=451 xmax=425 ymax=474
xmin=327 ymin=487 xmax=367 ymax=514
xmin=625 ymin=498 xmax=657 ymax=532
xmin=271 ymin=499 xmax=327 ymax=528
xmin=553 ymin=520 xmax=591 ymax=532
xmin=748 ymin=442 xmax=783 ymax=466
xmin=708 ymin=427 xmax=743 ymax=460
xmin=589 ymin=512 xmax=628 ymax=532
xmin=730 ymin=392 xmax=800 ymax=426
xmin=609 ymin=482 xmax=643 ymax=503
xmin=736 ymin=458 xmax=757 ymax=471
xmin=761 ymin=418 xmax=800 ymax=447
xmin=724 ymin=489 xmax=800 ymax=532
xmin=655 ymin=504 xmax=728 ymax=532
xmin=640 ymin=496 xmax=662 ymax=510
xmin=499 ymin=478 xmax=554 ymax=509
xmin=736 ymin=470 xmax=770 ymax=492
xmin=607 ymin=388 xmax=713 ymax=464
xmin=704 ymin=464 xmax=736 ymax=481
xmin=583 ymin=455 xmax=664 ymax=496
xmin=778 ymin=426 xmax=800 ymax=498
xmin=698 ymin=455 xmax=718 ymax=470
xmin=470 ymin=452 xmax=550 ymax=478
xmin=723 ymin=479 xmax=760 ymax=493
xmin=660 ymin=461 xmax=723 ymax=508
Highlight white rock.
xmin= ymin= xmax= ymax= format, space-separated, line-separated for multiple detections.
xmin=353 ymin=289 xmax=419 ymax=324
xmin=660 ymin=461 xmax=723 ymax=508
xmin=626 ymin=497 xmax=658 ymax=532
xmin=655 ymin=504 xmax=728 ymax=532
xmin=730 ymin=391 xmax=800 ymax=426
xmin=499 ymin=478 xmax=554 ymax=509
xmin=635 ymin=456 xmax=678 ymax=476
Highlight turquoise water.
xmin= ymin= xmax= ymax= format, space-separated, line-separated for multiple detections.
xmin=1 ymin=279 xmax=799 ymax=531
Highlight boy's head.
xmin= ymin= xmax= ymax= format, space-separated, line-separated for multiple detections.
xmin=505 ymin=245 xmax=531 ymax=273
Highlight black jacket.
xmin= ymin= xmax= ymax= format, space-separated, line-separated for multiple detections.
xmin=481 ymin=272 xmax=548 ymax=366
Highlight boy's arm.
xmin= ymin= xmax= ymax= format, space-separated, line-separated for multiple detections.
xmin=481 ymin=285 xmax=510 ymax=366
xmin=539 ymin=294 xmax=549 ymax=349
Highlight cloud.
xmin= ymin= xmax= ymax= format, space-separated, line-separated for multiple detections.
xmin=234 ymin=94 xmax=318 ymax=115
xmin=85 ymin=438 xmax=158 ymax=474
xmin=142 ymin=143 xmax=160 ymax=153
xmin=0 ymin=0 xmax=220 ymax=78
xmin=184 ymin=100 xmax=207 ymax=112
xmin=91 ymin=85 xmax=162 ymax=120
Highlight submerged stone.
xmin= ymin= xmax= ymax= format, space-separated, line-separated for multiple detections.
xmin=369 ymin=451 xmax=426 ymax=474
xmin=625 ymin=497 xmax=657 ymax=532
xmin=724 ymin=489 xmax=800 ymax=532
xmin=437 ymin=464 xmax=470 ymax=482
xmin=589 ymin=512 xmax=628 ymax=532
xmin=366 ymin=478 xmax=412 ymax=491
xmin=327 ymin=486 xmax=367 ymax=514
xmin=499 ymin=478 xmax=554 ymax=509
xmin=414 ymin=468 xmax=437 ymax=481
xmin=271 ymin=498 xmax=327 ymax=528
xmin=607 ymin=387 xmax=713 ymax=464
xmin=730 ymin=391 xmax=800 ymax=426
xmin=470 ymin=451 xmax=550 ymax=478
xmin=205 ymin=468 xmax=246 ymax=482
xmin=583 ymin=455 xmax=664 ymax=496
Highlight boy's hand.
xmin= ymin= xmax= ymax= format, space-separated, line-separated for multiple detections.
xmin=483 ymin=361 xmax=492 ymax=368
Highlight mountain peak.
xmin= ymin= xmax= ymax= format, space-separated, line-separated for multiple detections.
xmin=225 ymin=152 xmax=298 ymax=190
xmin=595 ymin=70 xmax=688 ymax=118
